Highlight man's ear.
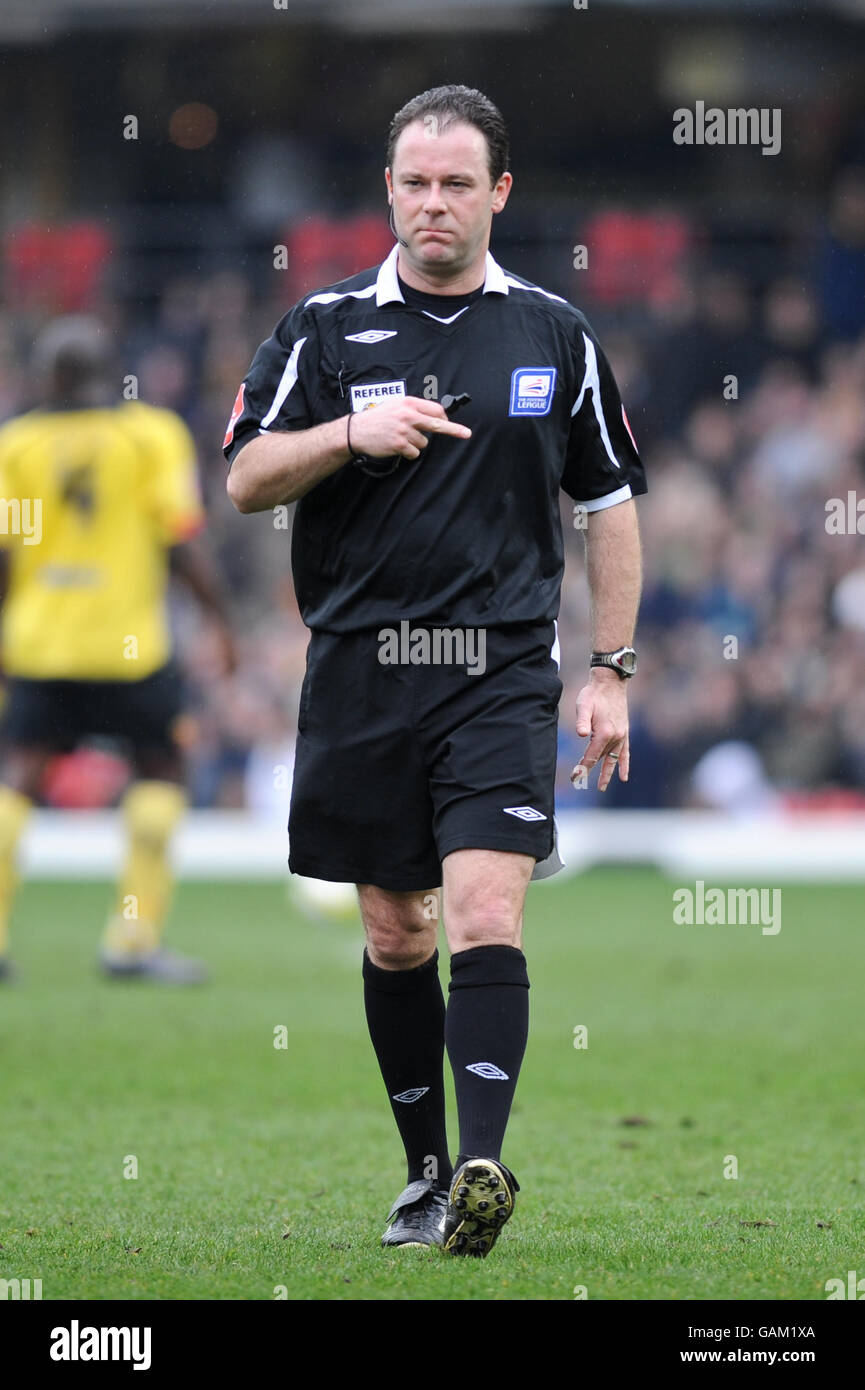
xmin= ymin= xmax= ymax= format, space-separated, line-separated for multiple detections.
xmin=492 ymin=171 xmax=513 ymax=215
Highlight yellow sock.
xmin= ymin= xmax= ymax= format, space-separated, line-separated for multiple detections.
xmin=102 ymin=781 xmax=187 ymax=957
xmin=0 ymin=785 xmax=33 ymax=958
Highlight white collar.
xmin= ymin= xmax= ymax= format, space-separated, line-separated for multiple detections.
xmin=375 ymin=243 xmax=509 ymax=307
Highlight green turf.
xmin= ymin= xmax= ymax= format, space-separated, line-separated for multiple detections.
xmin=1 ymin=870 xmax=863 ymax=1300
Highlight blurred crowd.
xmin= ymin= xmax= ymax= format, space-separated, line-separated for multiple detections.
xmin=1 ymin=171 xmax=864 ymax=813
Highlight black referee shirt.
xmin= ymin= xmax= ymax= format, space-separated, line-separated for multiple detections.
xmin=224 ymin=244 xmax=647 ymax=633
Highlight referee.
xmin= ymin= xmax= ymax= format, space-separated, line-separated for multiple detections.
xmin=225 ymin=85 xmax=646 ymax=1257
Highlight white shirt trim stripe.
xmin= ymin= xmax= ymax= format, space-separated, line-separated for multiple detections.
xmin=260 ymin=335 xmax=307 ymax=428
xmin=421 ymin=306 xmax=470 ymax=325
xmin=305 ymin=284 xmax=378 ymax=308
xmin=571 ymin=332 xmax=620 ymax=470
xmin=504 ymin=275 xmax=566 ymax=303
xmin=577 ymin=483 xmax=633 ymax=513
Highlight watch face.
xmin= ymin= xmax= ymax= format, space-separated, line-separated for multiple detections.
xmin=614 ymin=649 xmax=637 ymax=675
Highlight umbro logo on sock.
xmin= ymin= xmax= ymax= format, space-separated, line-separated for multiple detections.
xmin=503 ymin=806 xmax=547 ymax=822
xmin=392 ymin=1087 xmax=430 ymax=1103
xmin=465 ymin=1062 xmax=509 ymax=1080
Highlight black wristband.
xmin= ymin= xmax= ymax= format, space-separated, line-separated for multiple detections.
xmin=346 ymin=411 xmax=401 ymax=478
xmin=346 ymin=411 xmax=364 ymax=462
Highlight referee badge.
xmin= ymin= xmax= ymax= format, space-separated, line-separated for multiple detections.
xmin=350 ymin=379 xmax=407 ymax=412
xmin=509 ymin=367 xmax=557 ymax=417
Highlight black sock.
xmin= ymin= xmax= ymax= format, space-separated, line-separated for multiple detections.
xmin=362 ymin=947 xmax=452 ymax=1188
xmin=445 ymin=945 xmax=529 ymax=1163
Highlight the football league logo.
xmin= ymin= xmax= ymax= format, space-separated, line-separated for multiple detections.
xmin=509 ymin=367 xmax=556 ymax=417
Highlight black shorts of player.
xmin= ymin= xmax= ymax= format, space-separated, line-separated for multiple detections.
xmin=0 ymin=661 xmax=185 ymax=756
xmin=288 ymin=621 xmax=563 ymax=891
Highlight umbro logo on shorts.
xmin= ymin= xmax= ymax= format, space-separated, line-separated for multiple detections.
xmin=392 ymin=1086 xmax=429 ymax=1103
xmin=465 ymin=1063 xmax=510 ymax=1081
xmin=345 ymin=330 xmax=398 ymax=344
xmin=502 ymin=805 xmax=547 ymax=822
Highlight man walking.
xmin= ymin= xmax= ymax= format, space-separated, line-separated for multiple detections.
xmin=225 ymin=86 xmax=645 ymax=1256
xmin=0 ymin=316 xmax=234 ymax=983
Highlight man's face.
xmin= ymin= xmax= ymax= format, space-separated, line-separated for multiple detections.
xmin=386 ymin=119 xmax=511 ymax=280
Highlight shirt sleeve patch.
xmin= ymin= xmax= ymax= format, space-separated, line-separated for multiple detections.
xmin=622 ymin=404 xmax=638 ymax=451
xmin=223 ymin=382 xmax=246 ymax=450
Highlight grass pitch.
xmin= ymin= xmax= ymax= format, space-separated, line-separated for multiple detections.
xmin=1 ymin=870 xmax=863 ymax=1301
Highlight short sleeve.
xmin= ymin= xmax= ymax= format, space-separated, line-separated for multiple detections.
xmin=146 ymin=410 xmax=206 ymax=545
xmin=223 ymin=304 xmax=316 ymax=466
xmin=560 ymin=316 xmax=647 ymax=511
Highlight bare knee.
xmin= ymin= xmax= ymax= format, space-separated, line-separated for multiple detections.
xmin=446 ymin=900 xmax=523 ymax=953
xmin=442 ymin=849 xmax=532 ymax=954
xmin=357 ymin=883 xmax=439 ymax=970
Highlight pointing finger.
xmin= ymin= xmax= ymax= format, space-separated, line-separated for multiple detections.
xmin=422 ymin=418 xmax=471 ymax=439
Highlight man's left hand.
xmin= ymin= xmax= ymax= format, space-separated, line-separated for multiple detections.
xmin=572 ymin=670 xmax=630 ymax=792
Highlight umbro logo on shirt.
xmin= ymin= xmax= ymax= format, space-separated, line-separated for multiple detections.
xmin=503 ymin=806 xmax=547 ymax=822
xmin=345 ymin=330 xmax=399 ymax=344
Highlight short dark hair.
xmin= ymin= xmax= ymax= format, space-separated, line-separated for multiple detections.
xmin=33 ymin=315 xmax=110 ymax=384
xmin=387 ymin=85 xmax=509 ymax=187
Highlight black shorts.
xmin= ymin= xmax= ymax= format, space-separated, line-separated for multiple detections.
xmin=288 ymin=621 xmax=563 ymax=891
xmin=0 ymin=662 xmax=185 ymax=755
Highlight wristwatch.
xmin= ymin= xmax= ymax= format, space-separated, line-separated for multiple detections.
xmin=590 ymin=646 xmax=637 ymax=679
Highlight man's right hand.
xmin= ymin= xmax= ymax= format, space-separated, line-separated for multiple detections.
xmin=348 ymin=395 xmax=472 ymax=462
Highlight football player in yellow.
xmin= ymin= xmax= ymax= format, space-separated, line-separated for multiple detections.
xmin=0 ymin=316 xmax=235 ymax=982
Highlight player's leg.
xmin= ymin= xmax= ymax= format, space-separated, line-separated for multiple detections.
xmin=437 ymin=848 xmax=532 ymax=1254
xmin=0 ymin=675 xmax=73 ymax=976
xmin=358 ymin=881 xmax=453 ymax=1248
xmin=423 ymin=621 xmax=562 ymax=1254
xmin=101 ymin=748 xmax=187 ymax=957
xmin=441 ymin=849 xmax=534 ymax=1166
xmin=287 ymin=629 xmax=453 ymax=1244
xmin=99 ymin=665 xmax=204 ymax=983
xmin=0 ymin=746 xmax=55 ymax=976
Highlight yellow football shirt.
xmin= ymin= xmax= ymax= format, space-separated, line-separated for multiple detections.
xmin=0 ymin=401 xmax=205 ymax=680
